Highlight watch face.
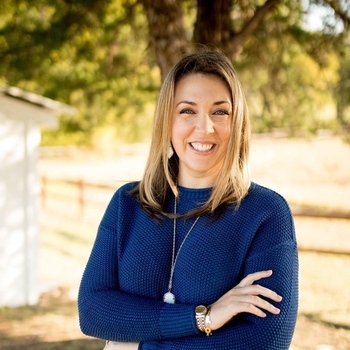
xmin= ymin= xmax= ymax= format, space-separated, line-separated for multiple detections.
xmin=195 ymin=305 xmax=207 ymax=315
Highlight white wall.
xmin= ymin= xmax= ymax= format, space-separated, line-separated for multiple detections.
xmin=0 ymin=112 xmax=40 ymax=306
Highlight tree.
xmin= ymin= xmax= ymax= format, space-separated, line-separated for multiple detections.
xmin=0 ymin=0 xmax=160 ymax=144
xmin=139 ymin=0 xmax=283 ymax=81
xmin=138 ymin=0 xmax=349 ymax=134
xmin=138 ymin=0 xmax=188 ymax=81
xmin=0 ymin=0 xmax=349 ymax=144
xmin=139 ymin=0 xmax=350 ymax=80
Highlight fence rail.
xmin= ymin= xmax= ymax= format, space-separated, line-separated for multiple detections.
xmin=40 ymin=176 xmax=350 ymax=255
xmin=40 ymin=176 xmax=350 ymax=220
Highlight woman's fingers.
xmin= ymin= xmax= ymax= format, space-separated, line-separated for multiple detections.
xmin=210 ymin=293 xmax=279 ymax=330
xmin=232 ymin=284 xmax=283 ymax=303
xmin=231 ymin=293 xmax=281 ymax=315
xmin=209 ymin=270 xmax=283 ymax=330
xmin=219 ymin=288 xmax=281 ymax=315
xmin=237 ymin=270 xmax=273 ymax=287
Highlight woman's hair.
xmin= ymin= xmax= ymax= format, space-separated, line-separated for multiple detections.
xmin=132 ymin=48 xmax=251 ymax=219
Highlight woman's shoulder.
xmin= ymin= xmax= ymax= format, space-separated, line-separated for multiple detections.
xmin=101 ymin=182 xmax=140 ymax=223
xmin=110 ymin=181 xmax=139 ymax=203
xmin=116 ymin=181 xmax=139 ymax=193
xmin=245 ymin=182 xmax=291 ymax=211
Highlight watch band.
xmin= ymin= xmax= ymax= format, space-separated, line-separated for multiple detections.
xmin=204 ymin=305 xmax=212 ymax=336
xmin=195 ymin=305 xmax=207 ymax=332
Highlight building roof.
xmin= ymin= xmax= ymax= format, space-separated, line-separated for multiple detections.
xmin=0 ymin=85 xmax=75 ymax=127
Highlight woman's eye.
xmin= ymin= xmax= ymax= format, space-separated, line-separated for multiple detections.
xmin=213 ymin=109 xmax=229 ymax=115
xmin=180 ymin=108 xmax=195 ymax=114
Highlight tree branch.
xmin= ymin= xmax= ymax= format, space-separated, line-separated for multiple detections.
xmin=193 ymin=0 xmax=282 ymax=60
xmin=231 ymin=0 xmax=281 ymax=50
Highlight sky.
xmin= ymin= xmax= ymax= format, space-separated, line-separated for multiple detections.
xmin=302 ymin=0 xmax=345 ymax=32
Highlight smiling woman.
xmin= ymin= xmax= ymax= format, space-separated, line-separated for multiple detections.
xmin=171 ymin=73 xmax=232 ymax=188
xmin=78 ymin=49 xmax=299 ymax=350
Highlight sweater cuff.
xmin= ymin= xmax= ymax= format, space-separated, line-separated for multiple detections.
xmin=159 ymin=303 xmax=200 ymax=339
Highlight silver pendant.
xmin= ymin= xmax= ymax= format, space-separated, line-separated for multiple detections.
xmin=163 ymin=292 xmax=175 ymax=304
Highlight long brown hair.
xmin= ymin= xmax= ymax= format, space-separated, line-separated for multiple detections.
xmin=132 ymin=49 xmax=251 ymax=218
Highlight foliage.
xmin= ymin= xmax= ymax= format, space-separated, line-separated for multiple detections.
xmin=336 ymin=32 xmax=350 ymax=132
xmin=0 ymin=0 xmax=349 ymax=145
xmin=239 ymin=18 xmax=341 ymax=134
xmin=0 ymin=0 xmax=159 ymax=145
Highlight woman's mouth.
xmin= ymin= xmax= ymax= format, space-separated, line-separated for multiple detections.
xmin=190 ymin=142 xmax=214 ymax=152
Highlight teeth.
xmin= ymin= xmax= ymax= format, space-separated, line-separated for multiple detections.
xmin=191 ymin=143 xmax=213 ymax=152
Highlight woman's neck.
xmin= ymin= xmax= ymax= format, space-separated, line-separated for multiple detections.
xmin=177 ymin=174 xmax=215 ymax=189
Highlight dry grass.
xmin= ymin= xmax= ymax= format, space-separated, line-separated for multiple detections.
xmin=1 ymin=136 xmax=350 ymax=349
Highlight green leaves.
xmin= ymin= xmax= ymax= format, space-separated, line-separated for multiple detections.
xmin=0 ymin=0 xmax=348 ymax=145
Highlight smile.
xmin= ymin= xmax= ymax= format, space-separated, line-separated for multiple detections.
xmin=190 ymin=143 xmax=214 ymax=152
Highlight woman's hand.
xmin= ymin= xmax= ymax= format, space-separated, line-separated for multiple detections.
xmin=209 ymin=270 xmax=282 ymax=331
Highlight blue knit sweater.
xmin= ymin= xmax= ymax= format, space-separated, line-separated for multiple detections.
xmin=78 ymin=182 xmax=298 ymax=349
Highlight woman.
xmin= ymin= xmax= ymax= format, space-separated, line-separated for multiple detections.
xmin=78 ymin=50 xmax=299 ymax=349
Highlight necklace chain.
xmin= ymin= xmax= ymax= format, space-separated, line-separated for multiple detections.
xmin=166 ymin=199 xmax=200 ymax=296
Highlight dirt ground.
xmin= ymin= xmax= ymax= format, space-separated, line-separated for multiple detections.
xmin=1 ymin=135 xmax=350 ymax=349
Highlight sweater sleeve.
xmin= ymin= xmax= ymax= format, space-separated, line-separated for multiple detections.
xmin=77 ymin=190 xmax=200 ymax=342
xmin=140 ymin=189 xmax=299 ymax=349
xmin=141 ymin=244 xmax=298 ymax=350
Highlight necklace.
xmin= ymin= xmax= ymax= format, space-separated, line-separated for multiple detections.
xmin=163 ymin=199 xmax=200 ymax=304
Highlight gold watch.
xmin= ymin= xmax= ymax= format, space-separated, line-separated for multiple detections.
xmin=195 ymin=305 xmax=207 ymax=332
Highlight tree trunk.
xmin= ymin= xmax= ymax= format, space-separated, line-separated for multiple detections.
xmin=139 ymin=0 xmax=189 ymax=81
xmin=193 ymin=0 xmax=233 ymax=53
xmin=193 ymin=0 xmax=281 ymax=60
xmin=140 ymin=0 xmax=281 ymax=79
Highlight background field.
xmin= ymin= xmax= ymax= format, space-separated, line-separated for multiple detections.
xmin=1 ymin=136 xmax=350 ymax=349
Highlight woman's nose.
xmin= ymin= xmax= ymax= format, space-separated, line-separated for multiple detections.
xmin=196 ymin=113 xmax=214 ymax=134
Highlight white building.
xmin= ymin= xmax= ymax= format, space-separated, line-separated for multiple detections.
xmin=0 ymin=86 xmax=74 ymax=307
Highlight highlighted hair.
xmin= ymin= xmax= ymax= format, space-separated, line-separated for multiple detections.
xmin=132 ymin=49 xmax=251 ymax=218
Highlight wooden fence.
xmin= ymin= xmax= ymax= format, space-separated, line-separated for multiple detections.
xmin=40 ymin=176 xmax=350 ymax=255
xmin=40 ymin=175 xmax=122 ymax=218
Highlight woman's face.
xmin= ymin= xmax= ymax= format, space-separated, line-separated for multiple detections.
xmin=171 ymin=73 xmax=232 ymax=188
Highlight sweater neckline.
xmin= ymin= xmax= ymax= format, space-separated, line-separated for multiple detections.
xmin=177 ymin=185 xmax=212 ymax=200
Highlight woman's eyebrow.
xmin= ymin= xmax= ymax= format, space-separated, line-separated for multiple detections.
xmin=175 ymin=100 xmax=231 ymax=107
xmin=213 ymin=100 xmax=231 ymax=106
xmin=175 ymin=100 xmax=196 ymax=107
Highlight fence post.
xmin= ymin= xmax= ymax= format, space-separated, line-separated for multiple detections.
xmin=78 ymin=178 xmax=85 ymax=219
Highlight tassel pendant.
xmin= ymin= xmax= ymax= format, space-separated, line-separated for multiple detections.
xmin=163 ymin=292 xmax=175 ymax=304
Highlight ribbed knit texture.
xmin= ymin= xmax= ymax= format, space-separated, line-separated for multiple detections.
xmin=78 ymin=182 xmax=298 ymax=349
